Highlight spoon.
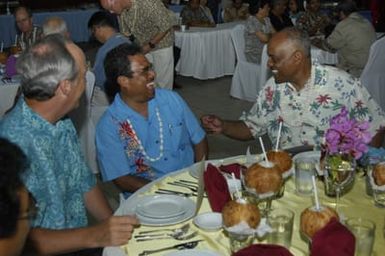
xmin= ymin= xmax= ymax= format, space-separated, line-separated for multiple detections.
xmin=135 ymin=231 xmax=198 ymax=242
xmin=138 ymin=239 xmax=203 ymax=256
xmin=137 ymin=223 xmax=190 ymax=235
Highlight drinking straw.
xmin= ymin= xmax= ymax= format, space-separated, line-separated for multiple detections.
xmin=275 ymin=121 xmax=283 ymax=151
xmin=14 ymin=34 xmax=18 ymax=45
xmin=0 ymin=42 xmax=3 ymax=52
xmin=312 ymin=175 xmax=321 ymax=211
xmin=259 ymin=137 xmax=268 ymax=162
xmin=232 ymin=173 xmax=242 ymax=200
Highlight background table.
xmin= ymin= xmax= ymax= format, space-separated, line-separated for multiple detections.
xmin=103 ymin=154 xmax=385 ymax=256
xmin=175 ymin=22 xmax=242 ymax=80
xmin=0 ymin=77 xmax=20 ymax=117
xmin=0 ymin=8 xmax=99 ymax=48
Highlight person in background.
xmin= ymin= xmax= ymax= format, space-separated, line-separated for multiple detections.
xmin=200 ymin=0 xmax=216 ymax=24
xmin=14 ymin=6 xmax=42 ymax=50
xmin=244 ymin=0 xmax=275 ymax=64
xmin=296 ymin=0 xmax=330 ymax=36
xmin=0 ymin=138 xmax=30 ymax=256
xmin=100 ymin=0 xmax=175 ymax=90
xmin=312 ymin=0 xmax=376 ymax=78
xmin=180 ymin=0 xmax=216 ymax=27
xmin=42 ymin=16 xmax=70 ymax=38
xmin=223 ymin=0 xmax=249 ymax=22
xmin=288 ymin=0 xmax=304 ymax=25
xmin=88 ymin=11 xmax=131 ymax=103
xmin=96 ymin=43 xmax=208 ymax=197
xmin=0 ymin=34 xmax=138 ymax=255
xmin=201 ymin=27 xmax=385 ymax=150
xmin=269 ymin=0 xmax=293 ymax=31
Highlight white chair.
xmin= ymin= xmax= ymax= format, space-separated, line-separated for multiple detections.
xmin=360 ymin=36 xmax=385 ymax=112
xmin=230 ymin=25 xmax=262 ymax=102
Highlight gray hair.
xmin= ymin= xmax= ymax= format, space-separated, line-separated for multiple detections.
xmin=16 ymin=34 xmax=78 ymax=100
xmin=42 ymin=16 xmax=68 ymax=36
xmin=281 ymin=27 xmax=311 ymax=58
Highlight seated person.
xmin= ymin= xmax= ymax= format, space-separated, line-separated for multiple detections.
xmin=269 ymin=0 xmax=293 ymax=31
xmin=223 ymin=0 xmax=249 ymax=22
xmin=42 ymin=16 xmax=70 ymax=38
xmin=180 ymin=0 xmax=215 ymax=27
xmin=96 ymin=43 xmax=208 ymax=196
xmin=296 ymin=0 xmax=330 ymax=36
xmin=202 ymin=27 xmax=385 ymax=150
xmin=14 ymin=6 xmax=42 ymax=50
xmin=88 ymin=11 xmax=131 ymax=104
xmin=313 ymin=0 xmax=376 ymax=78
xmin=0 ymin=138 xmax=30 ymax=256
xmin=0 ymin=34 xmax=138 ymax=255
xmin=244 ymin=0 xmax=275 ymax=64
xmin=288 ymin=0 xmax=304 ymax=25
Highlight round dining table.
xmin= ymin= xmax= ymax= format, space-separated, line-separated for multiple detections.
xmin=0 ymin=75 xmax=20 ymax=117
xmin=103 ymin=154 xmax=385 ymax=256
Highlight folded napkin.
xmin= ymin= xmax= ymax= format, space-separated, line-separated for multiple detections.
xmin=204 ymin=163 xmax=232 ymax=212
xmin=311 ymin=218 xmax=355 ymax=256
xmin=233 ymin=244 xmax=293 ymax=256
xmin=219 ymin=163 xmax=244 ymax=179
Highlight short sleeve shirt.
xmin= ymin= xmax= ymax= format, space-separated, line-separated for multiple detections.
xmin=96 ymin=89 xmax=206 ymax=183
xmin=0 ymin=99 xmax=96 ymax=229
xmin=240 ymin=64 xmax=385 ymax=149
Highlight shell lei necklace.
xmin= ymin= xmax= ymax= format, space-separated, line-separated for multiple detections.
xmin=126 ymin=107 xmax=164 ymax=162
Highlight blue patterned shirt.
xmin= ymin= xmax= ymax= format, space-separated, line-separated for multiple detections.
xmin=0 ymin=99 xmax=96 ymax=229
xmin=240 ymin=64 xmax=385 ymax=149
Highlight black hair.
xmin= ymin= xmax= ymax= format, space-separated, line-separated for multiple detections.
xmin=337 ymin=0 xmax=358 ymax=16
xmin=87 ymin=11 xmax=118 ymax=30
xmin=14 ymin=5 xmax=33 ymax=18
xmin=0 ymin=138 xmax=28 ymax=238
xmin=104 ymin=43 xmax=142 ymax=98
xmin=249 ymin=0 xmax=271 ymax=15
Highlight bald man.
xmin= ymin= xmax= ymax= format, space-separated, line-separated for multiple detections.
xmin=201 ymin=27 xmax=385 ymax=150
xmin=42 ymin=16 xmax=70 ymax=38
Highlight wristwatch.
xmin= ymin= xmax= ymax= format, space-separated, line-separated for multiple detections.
xmin=148 ymin=41 xmax=156 ymax=49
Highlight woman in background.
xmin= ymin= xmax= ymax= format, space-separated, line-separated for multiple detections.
xmin=269 ymin=0 xmax=293 ymax=31
xmin=288 ymin=0 xmax=304 ymax=25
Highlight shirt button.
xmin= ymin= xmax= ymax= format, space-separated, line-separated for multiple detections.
xmin=299 ymin=112 xmax=303 ymax=116
xmin=164 ymin=157 xmax=168 ymax=161
xmin=155 ymin=140 xmax=159 ymax=144
xmin=302 ymin=131 xmax=306 ymax=135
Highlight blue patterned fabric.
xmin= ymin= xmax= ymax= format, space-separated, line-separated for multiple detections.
xmin=0 ymin=99 xmax=96 ymax=229
xmin=240 ymin=64 xmax=385 ymax=149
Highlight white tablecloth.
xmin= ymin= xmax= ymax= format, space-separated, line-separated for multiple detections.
xmin=175 ymin=22 xmax=243 ymax=80
xmin=0 ymin=78 xmax=20 ymax=117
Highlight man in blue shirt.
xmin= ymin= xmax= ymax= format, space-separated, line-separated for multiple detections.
xmin=96 ymin=43 xmax=208 ymax=196
xmin=0 ymin=35 xmax=138 ymax=255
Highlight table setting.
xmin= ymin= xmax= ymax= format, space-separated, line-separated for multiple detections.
xmin=104 ymin=110 xmax=385 ymax=256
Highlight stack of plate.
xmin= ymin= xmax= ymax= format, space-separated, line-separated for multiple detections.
xmin=135 ymin=194 xmax=196 ymax=226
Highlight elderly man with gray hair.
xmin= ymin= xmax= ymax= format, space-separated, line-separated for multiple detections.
xmin=0 ymin=34 xmax=138 ymax=255
xmin=42 ymin=16 xmax=70 ymax=38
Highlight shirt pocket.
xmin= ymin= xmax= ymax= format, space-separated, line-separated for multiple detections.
xmin=166 ymin=120 xmax=190 ymax=151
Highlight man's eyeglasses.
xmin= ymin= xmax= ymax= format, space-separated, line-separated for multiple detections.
xmin=132 ymin=64 xmax=154 ymax=77
xmin=19 ymin=193 xmax=38 ymax=221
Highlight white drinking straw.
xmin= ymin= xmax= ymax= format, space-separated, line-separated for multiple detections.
xmin=312 ymin=175 xmax=320 ymax=211
xmin=232 ymin=173 xmax=242 ymax=200
xmin=0 ymin=42 xmax=3 ymax=52
xmin=259 ymin=137 xmax=268 ymax=162
xmin=275 ymin=121 xmax=283 ymax=151
xmin=14 ymin=34 xmax=18 ymax=45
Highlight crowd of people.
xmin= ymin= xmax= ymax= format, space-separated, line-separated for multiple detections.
xmin=0 ymin=0 xmax=384 ymax=255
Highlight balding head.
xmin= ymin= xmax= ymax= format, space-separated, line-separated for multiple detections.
xmin=100 ymin=0 xmax=132 ymax=15
xmin=43 ymin=16 xmax=69 ymax=38
xmin=14 ymin=6 xmax=33 ymax=34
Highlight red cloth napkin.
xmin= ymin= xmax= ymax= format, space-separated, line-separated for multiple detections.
xmin=204 ymin=163 xmax=232 ymax=212
xmin=311 ymin=218 xmax=355 ymax=256
xmin=219 ymin=163 xmax=245 ymax=179
xmin=233 ymin=244 xmax=294 ymax=256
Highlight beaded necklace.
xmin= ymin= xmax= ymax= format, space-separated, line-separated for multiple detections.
xmin=126 ymin=107 xmax=164 ymax=162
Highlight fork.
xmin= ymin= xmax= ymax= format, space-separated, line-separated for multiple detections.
xmin=135 ymin=231 xmax=198 ymax=242
xmin=138 ymin=240 xmax=203 ymax=256
xmin=167 ymin=181 xmax=198 ymax=192
xmin=137 ymin=223 xmax=190 ymax=235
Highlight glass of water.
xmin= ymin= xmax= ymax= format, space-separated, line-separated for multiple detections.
xmin=294 ymin=157 xmax=316 ymax=195
xmin=266 ymin=208 xmax=294 ymax=248
xmin=346 ymin=217 xmax=375 ymax=256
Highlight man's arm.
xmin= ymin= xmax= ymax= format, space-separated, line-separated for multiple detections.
xmin=27 ymin=216 xmax=138 ymax=255
xmin=194 ymin=136 xmax=209 ymax=162
xmin=142 ymin=29 xmax=171 ymax=54
xmin=370 ymin=128 xmax=385 ymax=148
xmin=113 ymin=175 xmax=151 ymax=194
xmin=84 ymin=185 xmax=113 ymax=221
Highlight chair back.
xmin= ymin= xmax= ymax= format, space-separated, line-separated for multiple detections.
xmin=231 ymin=25 xmax=246 ymax=62
xmin=85 ymin=70 xmax=96 ymax=105
xmin=360 ymin=36 xmax=385 ymax=111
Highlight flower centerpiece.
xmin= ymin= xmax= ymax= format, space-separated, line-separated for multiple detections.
xmin=322 ymin=107 xmax=372 ymax=198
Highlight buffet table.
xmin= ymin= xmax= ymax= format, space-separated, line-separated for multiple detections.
xmin=174 ymin=22 xmax=242 ymax=80
xmin=0 ymin=8 xmax=99 ymax=48
xmin=103 ymin=154 xmax=385 ymax=256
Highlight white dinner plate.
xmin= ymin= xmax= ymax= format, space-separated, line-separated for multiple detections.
xmin=289 ymin=246 xmax=307 ymax=256
xmin=165 ymin=249 xmax=221 ymax=256
xmin=135 ymin=195 xmax=195 ymax=226
xmin=292 ymin=151 xmax=322 ymax=175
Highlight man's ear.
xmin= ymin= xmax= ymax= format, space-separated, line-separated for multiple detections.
xmin=117 ymin=75 xmax=129 ymax=88
xmin=57 ymin=80 xmax=72 ymax=97
xmin=293 ymin=50 xmax=303 ymax=64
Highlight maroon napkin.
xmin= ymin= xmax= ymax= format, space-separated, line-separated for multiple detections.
xmin=204 ymin=163 xmax=232 ymax=212
xmin=233 ymin=244 xmax=294 ymax=256
xmin=311 ymin=218 xmax=355 ymax=256
xmin=219 ymin=163 xmax=245 ymax=179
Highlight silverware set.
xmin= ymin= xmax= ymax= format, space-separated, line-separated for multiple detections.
xmin=138 ymin=240 xmax=203 ymax=256
xmin=167 ymin=180 xmax=198 ymax=192
xmin=135 ymin=231 xmax=198 ymax=242
xmin=137 ymin=223 xmax=190 ymax=235
xmin=156 ymin=188 xmax=199 ymax=197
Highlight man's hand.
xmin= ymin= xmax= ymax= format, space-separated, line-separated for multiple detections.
xmin=201 ymin=115 xmax=223 ymax=134
xmin=91 ymin=215 xmax=139 ymax=247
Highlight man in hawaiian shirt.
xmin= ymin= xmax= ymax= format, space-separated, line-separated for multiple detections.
xmin=201 ymin=27 xmax=385 ymax=150
xmin=96 ymin=43 xmax=208 ymax=196
xmin=100 ymin=0 xmax=175 ymax=90
xmin=0 ymin=35 xmax=138 ymax=255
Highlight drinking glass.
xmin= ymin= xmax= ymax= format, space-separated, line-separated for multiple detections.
xmin=266 ymin=208 xmax=294 ymax=248
xmin=227 ymin=231 xmax=255 ymax=254
xmin=346 ymin=218 xmax=375 ymax=256
xmin=294 ymin=157 xmax=316 ymax=195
